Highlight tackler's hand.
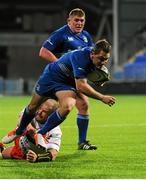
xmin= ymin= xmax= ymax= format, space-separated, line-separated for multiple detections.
xmin=26 ymin=150 xmax=37 ymax=163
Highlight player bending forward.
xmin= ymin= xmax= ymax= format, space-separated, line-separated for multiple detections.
xmin=0 ymin=100 xmax=62 ymax=163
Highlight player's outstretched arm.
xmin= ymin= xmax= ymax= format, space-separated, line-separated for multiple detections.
xmin=75 ymin=78 xmax=115 ymax=106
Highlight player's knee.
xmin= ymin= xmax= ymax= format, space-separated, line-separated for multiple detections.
xmin=81 ymin=101 xmax=89 ymax=110
xmin=64 ymin=102 xmax=75 ymax=113
xmin=62 ymin=106 xmax=72 ymax=114
xmin=62 ymin=103 xmax=75 ymax=114
xmin=76 ymin=100 xmax=89 ymax=112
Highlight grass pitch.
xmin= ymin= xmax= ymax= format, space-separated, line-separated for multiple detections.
xmin=0 ymin=95 xmax=146 ymax=178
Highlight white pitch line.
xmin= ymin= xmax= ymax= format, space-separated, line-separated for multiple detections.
xmin=1 ymin=123 xmax=146 ymax=131
xmin=62 ymin=123 xmax=146 ymax=128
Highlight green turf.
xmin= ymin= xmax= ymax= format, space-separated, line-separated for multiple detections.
xmin=0 ymin=95 xmax=146 ymax=178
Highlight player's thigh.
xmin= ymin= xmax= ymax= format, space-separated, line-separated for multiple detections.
xmin=55 ymin=90 xmax=77 ymax=108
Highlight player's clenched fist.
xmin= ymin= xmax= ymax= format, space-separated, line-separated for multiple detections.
xmin=101 ymin=95 xmax=116 ymax=106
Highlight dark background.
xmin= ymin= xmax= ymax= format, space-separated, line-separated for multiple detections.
xmin=0 ymin=0 xmax=146 ymax=94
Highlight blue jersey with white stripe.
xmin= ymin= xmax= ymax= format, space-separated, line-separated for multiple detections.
xmin=42 ymin=25 xmax=94 ymax=57
xmin=36 ymin=47 xmax=95 ymax=97
xmin=41 ymin=47 xmax=95 ymax=84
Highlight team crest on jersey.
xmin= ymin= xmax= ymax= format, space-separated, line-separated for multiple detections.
xmin=83 ymin=36 xmax=88 ymax=43
xmin=67 ymin=37 xmax=74 ymax=41
xmin=36 ymin=84 xmax=40 ymax=91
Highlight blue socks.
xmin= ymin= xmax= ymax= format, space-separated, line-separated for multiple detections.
xmin=77 ymin=114 xmax=89 ymax=144
xmin=38 ymin=110 xmax=65 ymax=135
xmin=16 ymin=106 xmax=35 ymax=135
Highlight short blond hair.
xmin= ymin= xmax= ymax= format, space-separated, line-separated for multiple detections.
xmin=69 ymin=8 xmax=85 ymax=17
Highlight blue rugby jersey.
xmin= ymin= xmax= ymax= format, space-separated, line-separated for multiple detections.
xmin=42 ymin=25 xmax=94 ymax=57
xmin=42 ymin=47 xmax=95 ymax=84
xmin=36 ymin=47 xmax=96 ymax=96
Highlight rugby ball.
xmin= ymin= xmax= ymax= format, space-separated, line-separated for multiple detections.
xmin=87 ymin=65 xmax=110 ymax=85
xmin=19 ymin=134 xmax=47 ymax=154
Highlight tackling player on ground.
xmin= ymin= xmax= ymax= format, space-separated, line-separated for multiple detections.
xmin=0 ymin=100 xmax=62 ymax=163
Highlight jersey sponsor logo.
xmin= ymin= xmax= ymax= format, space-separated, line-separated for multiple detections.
xmin=36 ymin=84 xmax=40 ymax=91
xmin=83 ymin=36 xmax=88 ymax=43
xmin=67 ymin=37 xmax=74 ymax=41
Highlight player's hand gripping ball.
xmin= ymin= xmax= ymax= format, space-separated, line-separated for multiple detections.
xmin=87 ymin=65 xmax=110 ymax=86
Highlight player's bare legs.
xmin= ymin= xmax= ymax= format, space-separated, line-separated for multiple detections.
xmin=57 ymin=90 xmax=77 ymax=117
xmin=76 ymin=93 xmax=97 ymax=150
xmin=2 ymin=89 xmax=76 ymax=144
xmin=38 ymin=90 xmax=77 ymax=135
xmin=76 ymin=93 xmax=89 ymax=115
